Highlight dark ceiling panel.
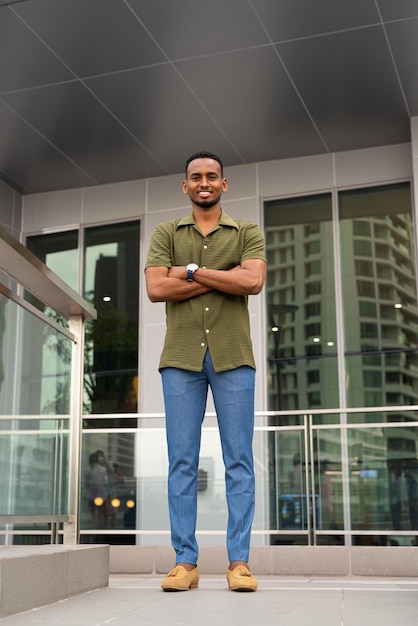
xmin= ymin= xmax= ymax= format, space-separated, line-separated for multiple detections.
xmin=0 ymin=100 xmax=97 ymax=193
xmin=85 ymin=66 xmax=244 ymax=171
xmin=0 ymin=10 xmax=73 ymax=92
xmin=377 ymin=0 xmax=418 ymax=20
xmin=127 ymin=0 xmax=269 ymax=58
xmin=176 ymin=47 xmax=327 ymax=162
xmin=385 ymin=19 xmax=418 ymax=113
xmin=251 ymin=0 xmax=380 ymax=41
xmin=2 ymin=82 xmax=168 ymax=185
xmin=277 ymin=26 xmax=410 ymax=151
xmin=13 ymin=0 xmax=165 ymax=76
xmin=0 ymin=1 xmax=416 ymax=194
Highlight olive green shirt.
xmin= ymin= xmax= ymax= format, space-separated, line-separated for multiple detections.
xmin=145 ymin=210 xmax=266 ymax=372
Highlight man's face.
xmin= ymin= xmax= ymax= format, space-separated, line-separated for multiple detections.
xmin=183 ymin=158 xmax=227 ymax=209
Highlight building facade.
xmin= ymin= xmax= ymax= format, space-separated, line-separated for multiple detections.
xmin=1 ymin=135 xmax=418 ymax=550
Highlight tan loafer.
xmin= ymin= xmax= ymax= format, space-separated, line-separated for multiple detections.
xmin=226 ymin=565 xmax=258 ymax=592
xmin=161 ymin=565 xmax=199 ymax=591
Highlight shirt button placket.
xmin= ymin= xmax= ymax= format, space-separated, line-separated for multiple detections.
xmin=202 ymin=239 xmax=210 ymax=347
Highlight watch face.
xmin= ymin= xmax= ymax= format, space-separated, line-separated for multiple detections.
xmin=187 ymin=263 xmax=198 ymax=272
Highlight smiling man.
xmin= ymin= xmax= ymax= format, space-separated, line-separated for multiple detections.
xmin=145 ymin=151 xmax=266 ymax=592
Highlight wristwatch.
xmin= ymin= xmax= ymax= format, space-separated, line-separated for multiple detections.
xmin=187 ymin=263 xmax=199 ymax=281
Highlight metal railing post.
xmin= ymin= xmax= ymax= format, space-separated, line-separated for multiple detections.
xmin=67 ymin=314 xmax=85 ymax=545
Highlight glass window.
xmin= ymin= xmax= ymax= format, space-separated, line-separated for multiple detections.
xmin=27 ymin=221 xmax=140 ymax=418
xmin=305 ymin=281 xmax=321 ymax=297
xmin=307 ymin=370 xmax=320 ymax=385
xmin=353 ymin=220 xmax=371 ymax=236
xmin=354 ymin=239 xmax=372 ymax=256
xmin=363 ymin=370 xmax=382 ymax=387
xmin=26 ymin=230 xmax=79 ymax=292
xmin=305 ymin=302 xmax=321 ymax=318
xmin=265 ymin=194 xmax=338 ymax=414
xmin=339 ymin=183 xmax=418 ymax=408
xmin=83 ymin=222 xmax=140 ymax=417
xmin=359 ymin=301 xmax=377 ymax=317
xmin=305 ymin=260 xmax=321 ymax=277
xmin=355 ymin=260 xmax=374 ymax=277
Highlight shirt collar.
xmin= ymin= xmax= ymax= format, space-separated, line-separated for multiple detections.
xmin=176 ymin=209 xmax=239 ymax=230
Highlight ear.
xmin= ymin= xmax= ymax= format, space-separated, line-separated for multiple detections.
xmin=182 ymin=180 xmax=188 ymax=195
xmin=222 ymin=178 xmax=228 ymax=192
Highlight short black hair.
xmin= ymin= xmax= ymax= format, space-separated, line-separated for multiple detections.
xmin=185 ymin=151 xmax=224 ymax=176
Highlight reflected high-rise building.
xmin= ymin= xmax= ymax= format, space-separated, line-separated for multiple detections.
xmin=265 ymin=182 xmax=418 ymax=542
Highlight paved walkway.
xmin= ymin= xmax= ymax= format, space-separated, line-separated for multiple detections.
xmin=0 ymin=575 xmax=417 ymax=625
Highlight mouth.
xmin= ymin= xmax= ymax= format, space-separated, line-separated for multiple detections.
xmin=198 ymin=190 xmax=212 ymax=197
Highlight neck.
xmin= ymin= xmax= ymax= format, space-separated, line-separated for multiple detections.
xmin=192 ymin=204 xmax=221 ymax=220
xmin=192 ymin=205 xmax=221 ymax=235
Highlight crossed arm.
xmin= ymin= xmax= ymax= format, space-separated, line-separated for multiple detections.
xmin=145 ymin=259 xmax=266 ymax=303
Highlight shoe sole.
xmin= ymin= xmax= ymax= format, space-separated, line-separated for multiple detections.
xmin=162 ymin=584 xmax=199 ymax=592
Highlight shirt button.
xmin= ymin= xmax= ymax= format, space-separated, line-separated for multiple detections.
xmin=202 ymin=265 xmax=206 ymax=269
xmin=206 ymin=329 xmax=210 ymax=334
xmin=201 ymin=342 xmax=205 ymax=347
xmin=203 ymin=245 xmax=208 ymax=249
xmin=205 ymin=307 xmax=209 ymax=312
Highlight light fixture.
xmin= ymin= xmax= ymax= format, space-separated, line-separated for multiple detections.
xmin=103 ymin=295 xmax=111 ymax=302
xmin=312 ymin=337 xmax=320 ymax=343
xmin=394 ymin=303 xmax=402 ymax=309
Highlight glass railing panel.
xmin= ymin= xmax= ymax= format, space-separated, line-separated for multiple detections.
xmin=77 ymin=411 xmax=418 ymax=546
xmin=312 ymin=418 xmax=418 ymax=546
xmin=80 ymin=424 xmax=311 ymax=546
xmin=0 ymin=418 xmax=70 ymax=544
xmin=347 ymin=425 xmax=418 ymax=539
xmin=0 ymin=297 xmax=72 ymax=417
xmin=0 ymin=294 xmax=73 ymax=543
xmin=260 ymin=427 xmax=308 ymax=543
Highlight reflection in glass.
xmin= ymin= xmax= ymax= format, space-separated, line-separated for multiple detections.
xmin=0 ymin=297 xmax=70 ymax=538
xmin=313 ymin=422 xmax=418 ymax=546
xmin=81 ymin=431 xmax=137 ymax=543
xmin=264 ymin=194 xmax=338 ymax=415
xmin=347 ymin=425 xmax=418 ymax=540
xmin=26 ymin=230 xmax=79 ymax=293
xmin=84 ymin=222 xmax=140 ymax=418
xmin=0 ymin=298 xmax=72 ymax=417
xmin=268 ymin=429 xmax=308 ymax=544
xmin=339 ymin=183 xmax=418 ymax=410
xmin=27 ymin=222 xmax=141 ymax=418
xmin=312 ymin=428 xmax=344 ymax=544
xmin=265 ymin=195 xmax=338 ymax=544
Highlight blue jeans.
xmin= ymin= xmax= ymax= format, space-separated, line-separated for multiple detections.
xmin=161 ymin=350 xmax=256 ymax=565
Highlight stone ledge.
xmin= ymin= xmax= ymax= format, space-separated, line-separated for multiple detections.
xmin=0 ymin=544 xmax=109 ymax=618
xmin=109 ymin=545 xmax=418 ymax=577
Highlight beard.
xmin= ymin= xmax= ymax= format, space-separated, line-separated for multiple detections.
xmin=190 ymin=191 xmax=222 ymax=209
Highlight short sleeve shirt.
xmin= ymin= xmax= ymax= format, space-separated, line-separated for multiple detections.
xmin=145 ymin=210 xmax=266 ymax=372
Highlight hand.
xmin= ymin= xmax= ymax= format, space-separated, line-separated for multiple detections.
xmin=167 ymin=266 xmax=187 ymax=280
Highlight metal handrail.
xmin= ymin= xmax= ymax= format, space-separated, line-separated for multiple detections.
xmin=0 ymin=225 xmax=96 ymax=321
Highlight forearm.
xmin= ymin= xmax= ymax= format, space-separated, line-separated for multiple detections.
xmin=194 ymin=263 xmax=265 ymax=296
xmin=145 ymin=259 xmax=265 ymax=302
xmin=146 ymin=273 xmax=211 ymax=302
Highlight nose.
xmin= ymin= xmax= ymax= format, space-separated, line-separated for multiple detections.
xmin=199 ymin=176 xmax=210 ymax=187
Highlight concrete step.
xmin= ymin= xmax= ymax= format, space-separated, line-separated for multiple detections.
xmin=0 ymin=544 xmax=109 ymax=618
